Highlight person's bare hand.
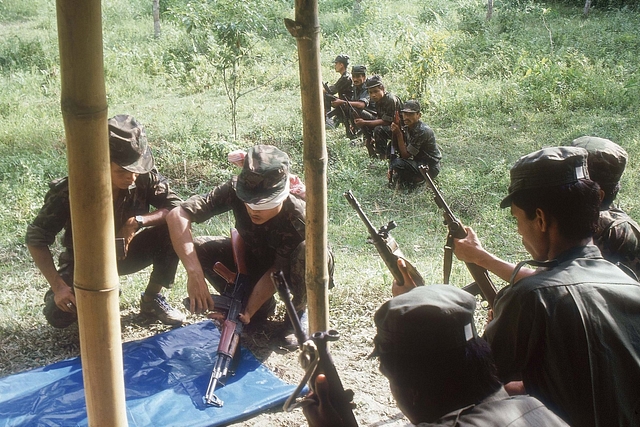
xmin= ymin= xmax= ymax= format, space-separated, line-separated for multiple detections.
xmin=54 ymin=285 xmax=77 ymax=313
xmin=186 ymin=274 xmax=215 ymax=313
xmin=390 ymin=122 xmax=401 ymax=134
xmin=452 ymin=226 xmax=485 ymax=264
xmin=302 ymin=374 xmax=353 ymax=427
xmin=391 ymin=258 xmax=419 ymax=297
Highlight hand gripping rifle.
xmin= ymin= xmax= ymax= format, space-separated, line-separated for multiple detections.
xmin=418 ymin=165 xmax=497 ymax=308
xmin=344 ymin=190 xmax=424 ymax=287
xmin=270 ymin=271 xmax=358 ymax=427
xmin=204 ymin=228 xmax=249 ymax=407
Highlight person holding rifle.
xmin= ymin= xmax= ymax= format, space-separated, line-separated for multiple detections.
xmin=303 ymin=285 xmax=568 ymax=426
xmin=329 ymin=64 xmax=376 ymax=139
xmin=166 ymin=145 xmax=333 ymax=349
xmin=323 ymin=54 xmax=353 ymax=129
xmin=389 ymin=100 xmax=442 ymax=189
xmin=451 ymin=147 xmax=640 ymax=426
xmin=354 ymin=75 xmax=402 ymax=159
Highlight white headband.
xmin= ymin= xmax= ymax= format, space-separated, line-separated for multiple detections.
xmin=246 ymin=178 xmax=290 ymax=211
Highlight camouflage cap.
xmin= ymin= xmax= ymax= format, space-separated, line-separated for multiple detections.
xmin=571 ymin=136 xmax=627 ymax=185
xmin=234 ymin=145 xmax=290 ymax=206
xmin=373 ymin=285 xmax=478 ymax=357
xmin=351 ymin=64 xmax=367 ymax=75
xmin=365 ymin=75 xmax=383 ymax=89
xmin=500 ymin=146 xmax=589 ymax=208
xmin=108 ymin=114 xmax=154 ymax=174
xmin=333 ymin=54 xmax=350 ymax=65
xmin=400 ymin=100 xmax=421 ymax=113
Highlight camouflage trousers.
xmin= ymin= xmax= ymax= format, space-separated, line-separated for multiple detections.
xmin=43 ymin=224 xmax=179 ymax=328
xmin=389 ymin=158 xmax=440 ymax=186
xmin=194 ymin=236 xmax=334 ymax=317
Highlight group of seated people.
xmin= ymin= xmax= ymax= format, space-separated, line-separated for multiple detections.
xmin=25 ymin=110 xmax=640 ymax=425
xmin=323 ymin=53 xmax=443 ymax=188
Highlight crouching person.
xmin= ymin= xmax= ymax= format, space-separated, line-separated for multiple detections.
xmin=167 ymin=144 xmax=333 ymax=350
xmin=26 ymin=114 xmax=186 ymax=328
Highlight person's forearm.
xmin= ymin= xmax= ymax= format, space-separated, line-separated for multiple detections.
xmin=167 ymin=207 xmax=202 ymax=275
xmin=243 ymin=267 xmax=277 ymax=319
xmin=136 ymin=207 xmax=169 ymax=227
xmin=28 ymin=244 xmax=69 ymax=292
xmin=469 ymin=251 xmax=535 ymax=283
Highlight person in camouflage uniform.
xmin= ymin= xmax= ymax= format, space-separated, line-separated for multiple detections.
xmin=26 ymin=114 xmax=186 ymax=328
xmin=167 ymin=145 xmax=333 ymax=349
xmin=324 ymin=54 xmax=354 ymax=129
xmin=328 ymin=64 xmax=376 ymax=139
xmin=389 ymin=100 xmax=442 ymax=188
xmin=354 ymin=75 xmax=403 ymax=159
xmin=571 ymin=136 xmax=640 ymax=278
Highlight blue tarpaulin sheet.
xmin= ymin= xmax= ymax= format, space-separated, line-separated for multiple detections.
xmin=0 ymin=321 xmax=297 ymax=427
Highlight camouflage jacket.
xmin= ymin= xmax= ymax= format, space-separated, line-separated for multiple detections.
xmin=404 ymin=121 xmax=442 ymax=171
xmin=352 ymin=83 xmax=373 ymax=110
xmin=180 ymin=179 xmax=306 ymax=272
xmin=594 ymin=206 xmax=640 ymax=278
xmin=375 ymin=92 xmax=403 ymax=123
xmin=25 ymin=170 xmax=182 ymax=253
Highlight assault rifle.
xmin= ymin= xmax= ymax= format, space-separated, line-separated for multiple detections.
xmin=418 ymin=165 xmax=497 ymax=308
xmin=271 ymin=271 xmax=358 ymax=427
xmin=344 ymin=190 xmax=424 ymax=287
xmin=203 ymin=228 xmax=249 ymax=407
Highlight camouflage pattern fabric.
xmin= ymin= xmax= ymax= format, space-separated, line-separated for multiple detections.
xmin=595 ymin=206 xmax=640 ymax=278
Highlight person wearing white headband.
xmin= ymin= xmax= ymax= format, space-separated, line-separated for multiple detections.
xmin=167 ymin=144 xmax=332 ymax=349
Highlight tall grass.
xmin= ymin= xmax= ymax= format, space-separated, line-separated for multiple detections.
xmin=0 ymin=0 xmax=639 ymax=376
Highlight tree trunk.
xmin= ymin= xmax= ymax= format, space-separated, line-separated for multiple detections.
xmin=285 ymin=0 xmax=329 ymax=333
xmin=153 ymin=0 xmax=161 ymax=38
xmin=486 ymin=0 xmax=494 ymax=21
xmin=583 ymin=0 xmax=591 ymax=16
xmin=55 ymin=0 xmax=128 ymax=425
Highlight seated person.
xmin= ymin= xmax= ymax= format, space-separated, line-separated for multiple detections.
xmin=354 ymin=75 xmax=402 ymax=159
xmin=328 ymin=64 xmax=376 ymax=139
xmin=389 ymin=100 xmax=442 ymax=188
xmin=167 ymin=144 xmax=333 ymax=349
xmin=453 ymin=146 xmax=640 ymax=426
xmin=303 ymin=285 xmax=568 ymax=426
xmin=26 ymin=114 xmax=186 ymax=328
xmin=571 ymin=136 xmax=640 ymax=278
xmin=323 ymin=54 xmax=353 ymax=129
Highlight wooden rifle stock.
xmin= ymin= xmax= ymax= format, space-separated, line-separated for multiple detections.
xmin=418 ymin=166 xmax=497 ymax=308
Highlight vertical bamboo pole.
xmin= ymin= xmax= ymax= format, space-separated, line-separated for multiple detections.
xmin=285 ymin=0 xmax=329 ymax=333
xmin=56 ymin=1 xmax=128 ymax=425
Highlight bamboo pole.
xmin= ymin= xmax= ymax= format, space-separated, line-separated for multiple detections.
xmin=285 ymin=0 xmax=329 ymax=333
xmin=55 ymin=1 xmax=128 ymax=425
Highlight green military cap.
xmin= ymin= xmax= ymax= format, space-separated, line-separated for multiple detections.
xmin=400 ymin=100 xmax=421 ymax=113
xmin=351 ymin=65 xmax=367 ymax=75
xmin=500 ymin=146 xmax=590 ymax=208
xmin=373 ymin=285 xmax=478 ymax=357
xmin=365 ymin=75 xmax=383 ymax=89
xmin=234 ymin=145 xmax=290 ymax=209
xmin=571 ymin=136 xmax=628 ymax=185
xmin=333 ymin=54 xmax=350 ymax=65
xmin=108 ymin=114 xmax=154 ymax=174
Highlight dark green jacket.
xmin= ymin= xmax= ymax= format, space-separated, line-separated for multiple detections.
xmin=485 ymin=245 xmax=640 ymax=427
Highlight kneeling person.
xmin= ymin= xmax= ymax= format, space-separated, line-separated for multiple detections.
xmin=167 ymin=145 xmax=331 ymax=348
xmin=26 ymin=114 xmax=186 ymax=328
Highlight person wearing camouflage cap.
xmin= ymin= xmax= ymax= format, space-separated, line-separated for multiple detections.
xmin=323 ymin=54 xmax=354 ymax=130
xmin=26 ymin=114 xmax=186 ymax=328
xmin=302 ymin=285 xmax=567 ymax=426
xmin=388 ymin=100 xmax=442 ymax=189
xmin=167 ymin=145 xmax=333 ymax=349
xmin=354 ymin=75 xmax=403 ymax=159
xmin=571 ymin=136 xmax=640 ymax=278
xmin=450 ymin=146 xmax=640 ymax=426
